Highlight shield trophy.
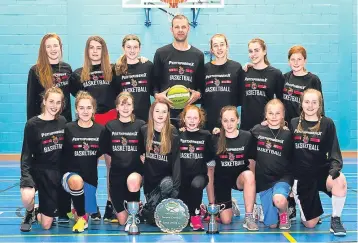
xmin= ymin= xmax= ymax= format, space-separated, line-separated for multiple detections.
xmin=124 ymin=201 xmax=141 ymax=235
xmin=206 ymin=204 xmax=225 ymax=234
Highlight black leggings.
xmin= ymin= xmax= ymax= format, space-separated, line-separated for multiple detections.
xmin=179 ymin=174 xmax=208 ymax=216
xmin=142 ymin=176 xmax=174 ymax=224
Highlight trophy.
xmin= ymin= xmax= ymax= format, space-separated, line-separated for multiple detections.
xmin=124 ymin=201 xmax=141 ymax=235
xmin=206 ymin=204 xmax=225 ymax=234
xmin=154 ymin=198 xmax=189 ymax=234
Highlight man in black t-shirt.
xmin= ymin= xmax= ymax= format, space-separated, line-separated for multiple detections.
xmin=153 ymin=14 xmax=204 ymax=127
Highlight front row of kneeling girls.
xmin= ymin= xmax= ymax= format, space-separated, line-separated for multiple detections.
xmin=20 ymin=87 xmax=347 ymax=236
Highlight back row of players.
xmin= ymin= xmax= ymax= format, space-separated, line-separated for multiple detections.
xmin=21 ymin=14 xmax=347 ymax=236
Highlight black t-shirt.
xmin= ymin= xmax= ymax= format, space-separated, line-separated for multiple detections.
xmin=250 ymin=124 xmax=293 ymax=192
xmin=179 ymin=129 xmax=215 ymax=177
xmin=27 ymin=62 xmax=72 ymax=121
xmin=153 ymin=44 xmax=205 ymax=117
xmin=213 ymin=130 xmax=252 ymax=177
xmin=202 ymin=60 xmax=244 ymax=131
xmin=69 ymin=64 xmax=116 ymax=114
xmin=283 ymin=71 xmax=324 ymax=124
xmin=21 ymin=116 xmax=66 ymax=176
xmin=62 ymin=121 xmax=104 ymax=187
xmin=113 ymin=62 xmax=153 ymax=121
xmin=241 ymin=66 xmax=284 ymax=131
xmin=290 ymin=117 xmax=343 ymax=179
xmin=141 ymin=125 xmax=181 ymax=193
xmin=101 ymin=119 xmax=146 ymax=175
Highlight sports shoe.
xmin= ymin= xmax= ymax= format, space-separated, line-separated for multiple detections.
xmin=288 ymin=198 xmax=296 ymax=221
xmin=243 ymin=215 xmax=259 ymax=231
xmin=20 ymin=209 xmax=36 ymax=232
xmin=190 ymin=215 xmax=204 ymax=231
xmin=124 ymin=214 xmax=140 ymax=232
xmin=279 ymin=211 xmax=291 ymax=230
xmin=232 ymin=198 xmax=240 ymax=217
xmin=58 ymin=214 xmax=70 ymax=224
xmin=330 ymin=216 xmax=346 ymax=236
xmin=253 ymin=204 xmax=264 ymax=223
xmin=103 ymin=203 xmax=118 ymax=223
xmin=91 ymin=207 xmax=101 ymax=221
xmin=72 ymin=217 xmax=88 ymax=233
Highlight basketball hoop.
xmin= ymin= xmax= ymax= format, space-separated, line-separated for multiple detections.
xmin=161 ymin=0 xmax=187 ymax=8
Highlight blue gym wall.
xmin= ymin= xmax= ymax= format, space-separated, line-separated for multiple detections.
xmin=0 ymin=0 xmax=356 ymax=153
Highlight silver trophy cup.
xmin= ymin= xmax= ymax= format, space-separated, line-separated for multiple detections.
xmin=124 ymin=201 xmax=141 ymax=235
xmin=206 ymin=204 xmax=225 ymax=234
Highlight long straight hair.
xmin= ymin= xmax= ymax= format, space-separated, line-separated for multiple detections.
xmin=36 ymin=33 xmax=63 ymax=89
xmin=81 ymin=36 xmax=112 ymax=82
xmin=217 ymin=106 xmax=239 ymax=154
xmin=146 ymin=101 xmax=174 ymax=155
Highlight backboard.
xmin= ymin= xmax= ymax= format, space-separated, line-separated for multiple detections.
xmin=122 ymin=0 xmax=224 ymax=8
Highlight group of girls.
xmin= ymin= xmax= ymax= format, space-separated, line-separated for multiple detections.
xmin=20 ymin=30 xmax=347 ymax=236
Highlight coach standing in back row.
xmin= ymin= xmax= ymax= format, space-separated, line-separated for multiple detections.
xmin=152 ymin=14 xmax=204 ymax=128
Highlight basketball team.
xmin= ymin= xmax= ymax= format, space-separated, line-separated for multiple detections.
xmin=19 ymin=14 xmax=348 ymax=236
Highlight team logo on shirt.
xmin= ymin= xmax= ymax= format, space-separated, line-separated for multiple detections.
xmin=178 ymin=66 xmax=185 ymax=75
xmin=265 ymin=140 xmax=272 ymax=149
xmin=53 ymin=76 xmax=62 ymax=84
xmin=303 ymin=134 xmax=309 ymax=144
xmin=131 ymin=78 xmax=137 ymax=87
xmin=154 ymin=145 xmax=160 ymax=154
xmin=214 ymin=78 xmax=220 ymax=87
xmin=287 ymin=87 xmax=294 ymax=95
xmin=189 ymin=144 xmax=195 ymax=153
xmin=251 ymin=82 xmax=257 ymax=90
xmin=121 ymin=137 xmax=128 ymax=146
xmin=83 ymin=142 xmax=89 ymax=151
xmin=228 ymin=152 xmax=235 ymax=161
xmin=52 ymin=135 xmax=58 ymax=144
xmin=92 ymin=75 xmax=98 ymax=81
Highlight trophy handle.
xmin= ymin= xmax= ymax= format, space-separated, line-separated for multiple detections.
xmin=123 ymin=200 xmax=128 ymax=213
xmin=219 ymin=204 xmax=226 ymax=212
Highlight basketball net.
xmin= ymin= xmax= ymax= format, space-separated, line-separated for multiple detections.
xmin=161 ymin=0 xmax=185 ymax=23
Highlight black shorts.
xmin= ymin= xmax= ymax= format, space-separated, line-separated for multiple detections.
xmin=21 ymin=168 xmax=61 ymax=217
xmin=214 ymin=168 xmax=249 ymax=209
xmin=293 ymin=171 xmax=331 ymax=221
xmin=109 ymin=171 xmax=142 ymax=213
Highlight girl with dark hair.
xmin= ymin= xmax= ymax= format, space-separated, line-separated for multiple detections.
xmin=69 ymin=36 xmax=117 ymax=222
xmin=113 ymin=34 xmax=153 ymax=122
xmin=140 ymin=101 xmax=181 ymax=225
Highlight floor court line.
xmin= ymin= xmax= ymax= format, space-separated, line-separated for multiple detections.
xmin=282 ymin=232 xmax=297 ymax=243
xmin=0 ymin=230 xmax=356 ymax=238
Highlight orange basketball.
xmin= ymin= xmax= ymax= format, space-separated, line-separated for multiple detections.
xmin=161 ymin=0 xmax=187 ymax=8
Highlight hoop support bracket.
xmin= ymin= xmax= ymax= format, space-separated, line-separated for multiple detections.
xmin=191 ymin=8 xmax=201 ymax=28
xmin=144 ymin=8 xmax=151 ymax=27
